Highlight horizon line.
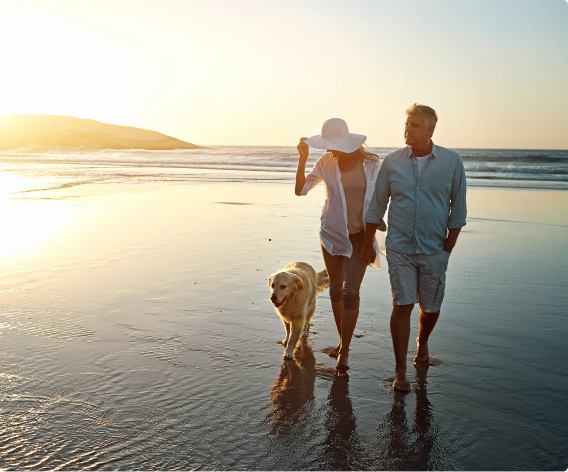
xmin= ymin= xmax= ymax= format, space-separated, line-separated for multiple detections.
xmin=199 ymin=144 xmax=568 ymax=151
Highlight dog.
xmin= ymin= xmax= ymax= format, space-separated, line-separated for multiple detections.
xmin=268 ymin=262 xmax=329 ymax=359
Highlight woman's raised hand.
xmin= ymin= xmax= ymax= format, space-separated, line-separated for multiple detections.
xmin=297 ymin=137 xmax=309 ymax=162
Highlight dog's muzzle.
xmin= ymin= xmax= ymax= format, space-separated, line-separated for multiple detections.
xmin=271 ymin=294 xmax=286 ymax=307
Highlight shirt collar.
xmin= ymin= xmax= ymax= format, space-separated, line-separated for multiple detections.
xmin=407 ymin=142 xmax=437 ymax=159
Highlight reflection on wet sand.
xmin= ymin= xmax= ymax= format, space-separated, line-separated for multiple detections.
xmin=265 ymin=338 xmax=317 ymax=437
xmin=264 ymin=347 xmax=454 ymax=470
xmin=318 ymin=376 xmax=369 ymax=470
xmin=375 ymin=365 xmax=454 ymax=470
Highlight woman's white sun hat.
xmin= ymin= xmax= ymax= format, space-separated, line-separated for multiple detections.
xmin=304 ymin=118 xmax=367 ymax=153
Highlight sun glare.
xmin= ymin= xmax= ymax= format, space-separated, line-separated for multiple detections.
xmin=0 ymin=197 xmax=76 ymax=261
xmin=0 ymin=2 xmax=138 ymax=124
xmin=0 ymin=170 xmax=79 ymax=261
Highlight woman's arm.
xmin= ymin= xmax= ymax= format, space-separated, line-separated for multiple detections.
xmin=361 ymin=223 xmax=379 ymax=265
xmin=295 ymin=137 xmax=309 ymax=196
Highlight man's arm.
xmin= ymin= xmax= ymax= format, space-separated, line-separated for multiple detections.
xmin=445 ymin=156 xmax=467 ymax=253
xmin=443 ymin=227 xmax=461 ymax=253
xmin=362 ymin=160 xmax=390 ymax=264
xmin=447 ymin=157 xmax=467 ymax=229
xmin=366 ymin=159 xmax=390 ymax=225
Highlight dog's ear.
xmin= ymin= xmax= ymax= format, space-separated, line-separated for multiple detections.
xmin=268 ymin=274 xmax=274 ymax=288
xmin=288 ymin=273 xmax=303 ymax=291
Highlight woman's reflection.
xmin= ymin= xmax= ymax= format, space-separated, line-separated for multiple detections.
xmin=318 ymin=374 xmax=368 ymax=470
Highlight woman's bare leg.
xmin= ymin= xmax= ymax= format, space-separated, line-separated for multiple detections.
xmin=328 ymin=301 xmax=343 ymax=358
xmin=337 ymin=308 xmax=359 ymax=373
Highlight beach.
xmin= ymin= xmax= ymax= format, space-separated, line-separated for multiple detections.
xmin=0 ymin=168 xmax=566 ymax=470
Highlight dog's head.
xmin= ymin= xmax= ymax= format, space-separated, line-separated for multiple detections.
xmin=268 ymin=271 xmax=303 ymax=307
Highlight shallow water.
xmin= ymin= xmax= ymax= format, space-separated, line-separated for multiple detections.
xmin=0 ymin=181 xmax=567 ymax=470
xmin=2 ymin=146 xmax=568 ymax=192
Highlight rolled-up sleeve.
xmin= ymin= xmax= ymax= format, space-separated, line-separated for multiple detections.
xmin=448 ymin=158 xmax=467 ymax=229
xmin=366 ymin=158 xmax=390 ymax=225
xmin=300 ymin=156 xmax=324 ymax=196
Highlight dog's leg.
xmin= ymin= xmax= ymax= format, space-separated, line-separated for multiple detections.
xmin=278 ymin=319 xmax=291 ymax=347
xmin=284 ymin=319 xmax=304 ymax=359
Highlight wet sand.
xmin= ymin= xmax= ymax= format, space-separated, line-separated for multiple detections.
xmin=0 ymin=180 xmax=567 ymax=470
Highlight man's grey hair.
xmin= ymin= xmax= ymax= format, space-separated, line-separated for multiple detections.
xmin=406 ymin=103 xmax=438 ymax=127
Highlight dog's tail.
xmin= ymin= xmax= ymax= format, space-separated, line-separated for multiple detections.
xmin=316 ymin=269 xmax=330 ymax=292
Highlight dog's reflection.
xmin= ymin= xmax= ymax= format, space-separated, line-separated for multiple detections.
xmin=266 ymin=337 xmax=317 ymax=437
xmin=375 ymin=365 xmax=444 ymax=470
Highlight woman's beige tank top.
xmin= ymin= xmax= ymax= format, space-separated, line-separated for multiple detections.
xmin=340 ymin=157 xmax=366 ymax=234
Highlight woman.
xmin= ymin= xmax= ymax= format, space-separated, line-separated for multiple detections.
xmin=295 ymin=118 xmax=383 ymax=375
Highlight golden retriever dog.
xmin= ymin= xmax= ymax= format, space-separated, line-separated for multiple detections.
xmin=268 ymin=262 xmax=329 ymax=359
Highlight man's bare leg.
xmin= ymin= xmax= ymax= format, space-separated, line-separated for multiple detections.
xmin=414 ymin=309 xmax=440 ymax=365
xmin=390 ymin=304 xmax=414 ymax=392
xmin=328 ymin=301 xmax=343 ymax=358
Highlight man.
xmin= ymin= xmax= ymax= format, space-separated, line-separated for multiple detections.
xmin=361 ymin=103 xmax=467 ymax=392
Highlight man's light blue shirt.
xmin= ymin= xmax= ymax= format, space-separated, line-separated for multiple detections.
xmin=366 ymin=144 xmax=467 ymax=255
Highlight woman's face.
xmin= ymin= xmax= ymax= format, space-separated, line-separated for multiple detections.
xmin=328 ymin=149 xmax=357 ymax=159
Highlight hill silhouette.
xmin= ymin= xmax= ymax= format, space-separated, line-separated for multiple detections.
xmin=0 ymin=115 xmax=199 ymax=150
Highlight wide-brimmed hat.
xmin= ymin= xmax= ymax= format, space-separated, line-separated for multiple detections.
xmin=304 ymin=118 xmax=366 ymax=153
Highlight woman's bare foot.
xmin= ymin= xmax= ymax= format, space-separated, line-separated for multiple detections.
xmin=414 ymin=337 xmax=430 ymax=366
xmin=392 ymin=372 xmax=411 ymax=392
xmin=328 ymin=342 xmax=341 ymax=358
xmin=336 ymin=353 xmax=349 ymax=376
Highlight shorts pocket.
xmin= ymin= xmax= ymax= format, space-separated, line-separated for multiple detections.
xmin=388 ymin=265 xmax=403 ymax=301
xmin=433 ymin=274 xmax=446 ymax=307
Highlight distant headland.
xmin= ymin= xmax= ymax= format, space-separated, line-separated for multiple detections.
xmin=0 ymin=114 xmax=200 ymax=150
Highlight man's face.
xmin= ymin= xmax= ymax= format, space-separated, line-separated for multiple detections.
xmin=404 ymin=114 xmax=434 ymax=147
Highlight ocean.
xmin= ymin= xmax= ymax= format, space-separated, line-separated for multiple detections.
xmin=1 ymin=146 xmax=568 ymax=195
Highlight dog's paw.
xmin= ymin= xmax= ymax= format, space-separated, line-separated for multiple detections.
xmin=283 ymin=350 xmax=294 ymax=360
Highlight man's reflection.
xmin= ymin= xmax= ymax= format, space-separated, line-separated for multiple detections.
xmin=375 ymin=365 xmax=443 ymax=470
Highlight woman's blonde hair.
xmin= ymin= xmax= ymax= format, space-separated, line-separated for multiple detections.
xmin=354 ymin=145 xmax=380 ymax=162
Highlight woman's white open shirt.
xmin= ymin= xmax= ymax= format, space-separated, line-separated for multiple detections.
xmin=299 ymin=152 xmax=385 ymax=270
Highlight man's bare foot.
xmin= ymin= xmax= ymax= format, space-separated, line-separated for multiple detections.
xmin=414 ymin=337 xmax=430 ymax=366
xmin=328 ymin=343 xmax=341 ymax=358
xmin=392 ymin=372 xmax=411 ymax=392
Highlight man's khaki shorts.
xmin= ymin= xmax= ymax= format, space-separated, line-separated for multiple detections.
xmin=386 ymin=247 xmax=451 ymax=313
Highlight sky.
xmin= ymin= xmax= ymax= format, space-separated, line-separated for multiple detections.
xmin=0 ymin=0 xmax=567 ymax=148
